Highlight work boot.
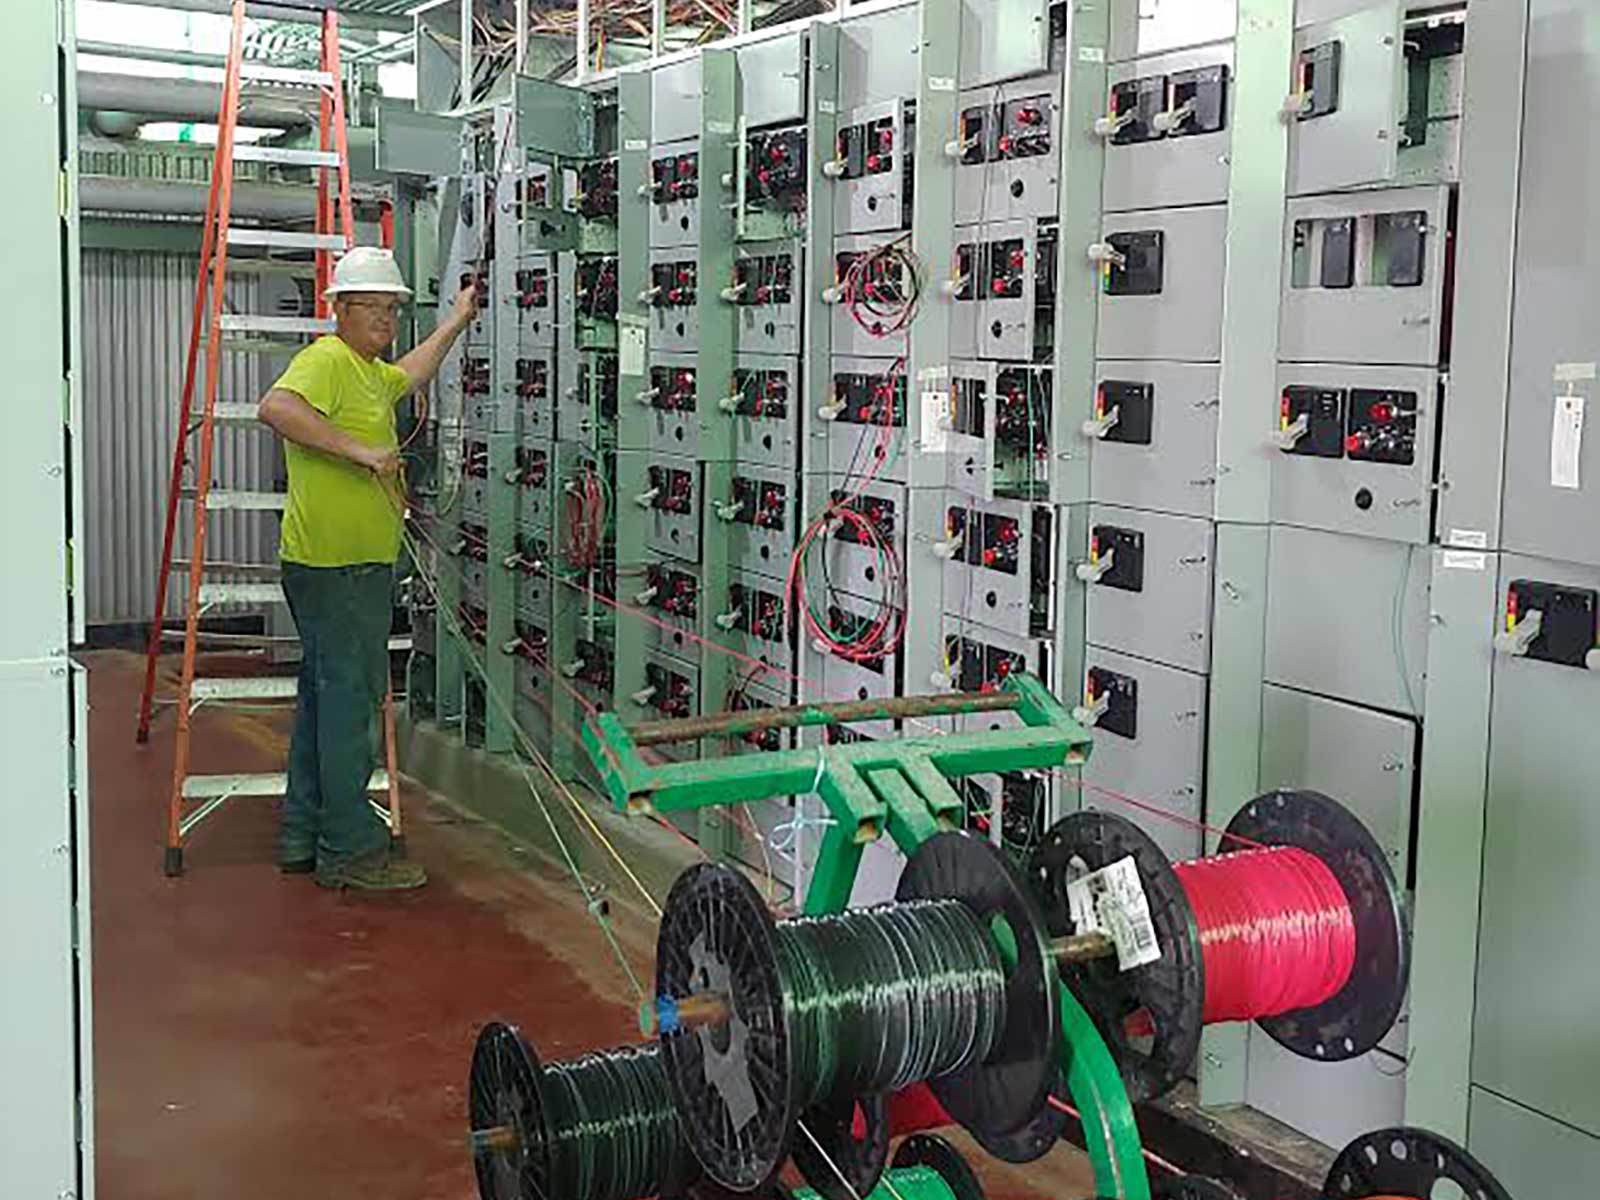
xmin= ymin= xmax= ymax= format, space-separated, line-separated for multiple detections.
xmin=315 ymin=849 xmax=427 ymax=891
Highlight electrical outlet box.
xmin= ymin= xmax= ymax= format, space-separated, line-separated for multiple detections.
xmin=953 ymin=78 xmax=1062 ymax=225
xmin=515 ymin=252 xmax=556 ymax=347
xmin=1080 ymin=647 xmax=1207 ymax=863
xmin=1096 ymin=204 xmax=1228 ymax=362
xmin=830 ymin=233 xmax=914 ymax=358
xmin=633 ymin=558 xmax=702 ymax=664
xmin=637 ymin=650 xmax=700 ymax=754
xmin=644 ymin=352 xmax=701 ymax=458
xmin=823 ymin=357 xmax=908 ymax=484
xmin=512 ymin=440 xmax=552 ymax=528
xmin=830 ymin=99 xmax=914 ymax=235
xmin=1287 ymin=2 xmax=1406 ymax=197
xmin=1103 ymin=45 xmax=1234 ymax=213
xmin=939 ymin=496 xmax=1055 ymax=641
xmin=1281 ymin=185 xmax=1451 ymax=367
xmin=719 ymin=569 xmax=796 ymax=676
xmin=723 ymin=462 xmax=797 ymax=582
xmin=514 ymin=353 xmax=556 ymax=442
xmin=1088 ymin=362 xmax=1220 ymax=519
xmin=509 ymin=524 xmax=552 ymax=615
xmin=1081 ymin=505 xmax=1215 ymax=675
xmin=728 ymin=353 xmax=800 ymax=470
xmin=731 ymin=239 xmax=803 ymax=354
xmin=647 ymin=137 xmax=701 ymax=249
xmin=645 ymin=249 xmax=699 ymax=351
xmin=803 ymin=478 xmax=905 ymax=603
xmin=1272 ymin=364 xmax=1440 ymax=545
xmin=722 ymin=675 xmax=797 ymax=757
xmin=804 ymin=593 xmax=904 ymax=706
xmin=624 ymin=450 xmax=701 ymax=561
xmin=560 ymin=351 xmax=618 ymax=447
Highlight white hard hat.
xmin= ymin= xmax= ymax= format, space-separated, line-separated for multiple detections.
xmin=323 ymin=245 xmax=414 ymax=300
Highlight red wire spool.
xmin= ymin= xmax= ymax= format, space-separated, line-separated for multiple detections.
xmin=1027 ymin=790 xmax=1409 ymax=1103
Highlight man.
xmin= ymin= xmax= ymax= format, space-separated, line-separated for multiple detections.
xmin=258 ymin=246 xmax=477 ymax=890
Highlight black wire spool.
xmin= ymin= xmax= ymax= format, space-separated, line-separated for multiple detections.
xmin=966 ymin=1071 xmax=1072 ymax=1165
xmin=788 ymin=1091 xmax=890 ymax=1200
xmin=466 ymin=1021 xmax=700 ymax=1200
xmin=653 ymin=835 xmax=1056 ymax=1193
xmin=1151 ymin=1175 xmax=1243 ymax=1200
xmin=1028 ymin=790 xmax=1408 ymax=1102
xmin=1324 ymin=1126 xmax=1513 ymax=1200
xmin=891 ymin=1133 xmax=989 ymax=1200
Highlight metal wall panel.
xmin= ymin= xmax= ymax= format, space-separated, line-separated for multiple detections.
xmin=1088 ymin=360 xmax=1220 ymax=518
xmin=1470 ymin=1086 xmax=1600 ymax=1200
xmin=80 ymin=250 xmax=281 ymax=627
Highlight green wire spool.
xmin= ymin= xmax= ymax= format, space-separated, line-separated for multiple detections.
xmin=652 ymin=833 xmax=1059 ymax=1194
xmin=467 ymin=1021 xmax=700 ymax=1200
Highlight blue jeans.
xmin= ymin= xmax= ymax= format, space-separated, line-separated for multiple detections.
xmin=280 ymin=562 xmax=394 ymax=866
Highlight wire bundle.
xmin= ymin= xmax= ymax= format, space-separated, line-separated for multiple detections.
xmin=1173 ymin=846 xmax=1358 ymax=1024
xmin=563 ymin=466 xmax=611 ymax=573
xmin=536 ymin=1043 xmax=699 ymax=1200
xmin=839 ymin=237 xmax=924 ymax=339
xmin=772 ymin=900 xmax=1008 ymax=1106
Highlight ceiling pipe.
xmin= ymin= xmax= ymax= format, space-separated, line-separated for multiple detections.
xmin=77 ymin=40 xmax=231 ymax=69
xmin=78 ymin=70 xmax=312 ymax=128
xmin=79 ymin=175 xmax=320 ymax=222
xmin=95 ymin=0 xmax=411 ymax=35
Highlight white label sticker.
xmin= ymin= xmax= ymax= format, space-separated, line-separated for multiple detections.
xmin=927 ymin=75 xmax=956 ymax=93
xmin=1449 ymin=528 xmax=1488 ymax=549
xmin=623 ymin=138 xmax=648 ymax=152
xmin=1443 ymin=550 xmax=1487 ymax=572
xmin=819 ymin=99 xmax=836 ymax=115
xmin=921 ymin=390 xmax=951 ymax=454
xmin=707 ymin=119 xmax=735 ymax=136
xmin=1066 ymin=856 xmax=1162 ymax=971
xmin=1079 ymin=46 xmax=1107 ymax=63
xmin=1555 ymin=361 xmax=1598 ymax=384
xmin=1552 ymin=394 xmax=1585 ymax=490
xmin=619 ymin=324 xmax=646 ymax=378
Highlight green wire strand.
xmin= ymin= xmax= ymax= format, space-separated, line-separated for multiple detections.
xmin=792 ymin=1164 xmax=957 ymax=1200
xmin=773 ymin=900 xmax=1008 ymax=1109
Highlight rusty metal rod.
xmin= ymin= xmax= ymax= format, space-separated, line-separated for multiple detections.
xmin=469 ymin=1124 xmax=522 ymax=1153
xmin=1052 ymin=931 xmax=1116 ymax=964
xmin=628 ymin=690 xmax=1025 ymax=747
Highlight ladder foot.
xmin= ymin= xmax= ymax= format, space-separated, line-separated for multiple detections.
xmin=164 ymin=846 xmax=184 ymax=877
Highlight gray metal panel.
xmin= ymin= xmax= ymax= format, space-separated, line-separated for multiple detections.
xmin=737 ymin=32 xmax=806 ymax=128
xmin=1286 ymin=2 xmax=1405 ymax=196
xmin=517 ymin=251 xmax=557 ymax=349
xmin=1103 ymin=43 xmax=1236 ymax=213
xmin=720 ymin=568 xmax=796 ymax=675
xmin=1088 ymin=360 xmax=1220 ymax=518
xmin=1470 ymin=1086 xmax=1600 ymax=1200
xmin=0 ymin=661 xmax=77 ymax=1199
xmin=515 ymin=76 xmax=596 ymax=158
xmin=1264 ymin=525 xmax=1430 ymax=716
xmin=80 ymin=251 xmax=279 ymax=626
xmin=1475 ymin=552 xmax=1600 ymax=1138
xmin=803 ymin=478 xmax=906 ymax=599
xmin=939 ymin=495 xmax=1043 ymax=642
xmin=1245 ymin=1025 xmax=1406 ymax=1156
xmin=1108 ymin=0 xmax=1237 ymax=62
xmin=375 ymin=97 xmax=462 ymax=176
xmin=731 ymin=352 xmax=800 ymax=470
xmin=1080 ymin=647 xmax=1207 ymax=862
xmin=1259 ymin=685 xmax=1415 ymax=881
xmin=723 ymin=462 xmax=797 ymax=582
xmin=837 ymin=4 xmax=922 ymax=106
xmin=832 ymin=100 xmax=910 ymax=235
xmin=957 ymin=0 xmax=1049 ymax=86
xmin=645 ymin=249 xmax=700 ymax=350
xmin=733 ymin=239 xmax=803 ymax=355
xmin=830 ymin=233 xmax=912 ymax=358
xmin=633 ymin=558 xmax=701 ymax=662
xmin=1096 ymin=203 xmax=1228 ymax=362
xmin=985 ymin=78 xmax=1063 ymax=224
xmin=1501 ymin=0 xmax=1600 ymax=569
xmin=980 ymin=217 xmax=1039 ymax=360
xmin=647 ymin=136 xmax=701 ymax=249
xmin=1083 ymin=505 xmax=1215 ymax=674
xmin=644 ymin=350 xmax=699 ymax=456
xmin=1270 ymin=363 xmax=1440 ymax=545
xmin=1279 ymin=186 xmax=1451 ymax=367
xmin=651 ymin=57 xmax=703 ymax=143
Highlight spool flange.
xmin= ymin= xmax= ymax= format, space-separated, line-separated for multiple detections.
xmin=468 ymin=1022 xmax=547 ymax=1200
xmin=968 ymin=1072 xmax=1071 ymax=1164
xmin=1028 ymin=809 xmax=1204 ymax=1102
xmin=1324 ymin=1126 xmax=1512 ymax=1200
xmin=896 ymin=832 xmax=1062 ymax=1143
xmin=1151 ymin=1176 xmax=1242 ymax=1200
xmin=790 ymin=1091 xmax=890 ymax=1200
xmin=1227 ymin=789 xmax=1409 ymax=1062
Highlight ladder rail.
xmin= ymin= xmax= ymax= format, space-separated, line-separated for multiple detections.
xmin=166 ymin=0 xmax=248 ymax=863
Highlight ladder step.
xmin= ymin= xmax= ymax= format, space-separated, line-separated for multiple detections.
xmin=186 ymin=489 xmax=287 ymax=512
xmin=208 ymin=335 xmax=316 ymax=354
xmin=218 ymin=314 xmax=335 ymax=336
xmin=226 ymin=229 xmax=348 ymax=252
xmin=161 ymin=629 xmax=299 ymax=648
xmin=198 ymin=581 xmax=286 ymax=606
xmin=239 ymin=65 xmax=336 ymax=89
xmin=191 ymin=676 xmax=298 ymax=702
xmin=183 ymin=769 xmax=389 ymax=800
xmin=211 ymin=403 xmax=262 ymax=424
xmin=232 ymin=146 xmax=341 ymax=169
xmin=175 ymin=558 xmax=281 ymax=578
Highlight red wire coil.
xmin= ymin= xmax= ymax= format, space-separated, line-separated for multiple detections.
xmin=1173 ymin=846 xmax=1357 ymax=1024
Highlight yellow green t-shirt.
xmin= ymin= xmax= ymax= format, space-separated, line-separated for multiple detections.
xmin=272 ymin=336 xmax=411 ymax=567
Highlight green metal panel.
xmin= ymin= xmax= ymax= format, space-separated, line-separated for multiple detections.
xmin=375 ymin=96 xmax=463 ymax=177
xmin=611 ymin=71 xmax=654 ymax=722
xmin=515 ymin=75 xmax=597 ymax=158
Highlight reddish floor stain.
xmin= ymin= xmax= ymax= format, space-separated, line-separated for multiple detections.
xmin=89 ymin=650 xmax=1095 ymax=1200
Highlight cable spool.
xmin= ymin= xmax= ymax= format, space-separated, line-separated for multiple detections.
xmin=1151 ymin=1176 xmax=1243 ymax=1200
xmin=1323 ymin=1126 xmax=1513 ymax=1200
xmin=650 ymin=834 xmax=1059 ymax=1193
xmin=466 ymin=1021 xmax=700 ymax=1200
xmin=778 ymin=1134 xmax=988 ymax=1200
xmin=1028 ymin=789 xmax=1408 ymax=1102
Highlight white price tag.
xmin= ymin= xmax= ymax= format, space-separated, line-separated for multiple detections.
xmin=1066 ymin=855 xmax=1161 ymax=971
xmin=1552 ymin=394 xmax=1586 ymax=490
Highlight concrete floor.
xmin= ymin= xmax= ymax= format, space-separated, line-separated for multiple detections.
xmin=89 ymin=649 xmax=1100 ymax=1199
